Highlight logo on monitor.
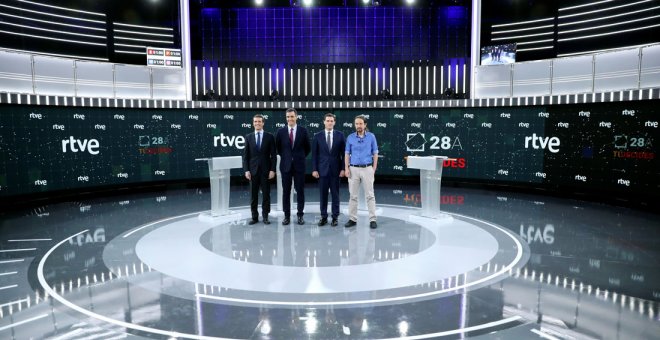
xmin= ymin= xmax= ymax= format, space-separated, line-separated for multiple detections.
xmin=405 ymin=133 xmax=426 ymax=152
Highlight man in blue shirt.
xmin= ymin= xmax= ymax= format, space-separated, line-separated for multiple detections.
xmin=344 ymin=115 xmax=379 ymax=229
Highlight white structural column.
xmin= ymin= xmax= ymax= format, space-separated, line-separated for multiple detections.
xmin=470 ymin=0 xmax=481 ymax=98
xmin=180 ymin=0 xmax=192 ymax=100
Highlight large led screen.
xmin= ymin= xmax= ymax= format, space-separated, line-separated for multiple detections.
xmin=0 ymin=101 xmax=657 ymax=198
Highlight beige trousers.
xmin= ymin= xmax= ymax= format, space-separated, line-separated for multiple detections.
xmin=347 ymin=166 xmax=377 ymax=222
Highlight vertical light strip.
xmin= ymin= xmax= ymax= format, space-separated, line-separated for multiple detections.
xmin=368 ymin=68 xmax=372 ymax=96
xmin=239 ymin=67 xmax=243 ymax=97
xmin=347 ymin=68 xmax=350 ymax=96
xmin=290 ymin=69 xmax=293 ymax=98
xmin=441 ymin=65 xmax=444 ymax=94
xmin=455 ymin=64 xmax=459 ymax=92
xmin=404 ymin=67 xmax=407 ymax=96
xmin=218 ymin=66 xmax=221 ymax=96
xmin=463 ymin=63 xmax=466 ymax=94
xmin=448 ymin=65 xmax=451 ymax=93
xmin=361 ymin=68 xmax=365 ymax=97
xmin=390 ymin=67 xmax=393 ymax=94
xmin=433 ymin=65 xmax=437 ymax=95
xmin=354 ymin=68 xmax=357 ymax=98
xmin=304 ymin=68 xmax=308 ymax=96
xmin=202 ymin=64 xmax=206 ymax=96
xmin=283 ymin=67 xmax=286 ymax=96
xmin=312 ymin=68 xmax=315 ymax=97
xmin=418 ymin=65 xmax=422 ymax=96
xmin=180 ymin=0 xmax=192 ymax=100
xmin=225 ymin=67 xmax=229 ymax=96
xmin=275 ymin=68 xmax=279 ymax=92
xmin=246 ymin=68 xmax=250 ymax=97
xmin=333 ymin=66 xmax=336 ymax=96
xmin=470 ymin=0 xmax=481 ymax=97
xmin=425 ymin=65 xmax=429 ymax=95
xmin=396 ymin=67 xmax=400 ymax=96
xmin=254 ymin=67 xmax=257 ymax=97
xmin=410 ymin=66 xmax=414 ymax=95
xmin=340 ymin=68 xmax=343 ymax=97
xmin=375 ymin=67 xmax=379 ymax=95
xmin=298 ymin=68 xmax=301 ymax=97
xmin=269 ymin=67 xmax=272 ymax=95
xmin=261 ymin=67 xmax=264 ymax=97
xmin=325 ymin=68 xmax=328 ymax=97
xmin=210 ymin=65 xmax=214 ymax=91
xmin=194 ymin=65 xmax=198 ymax=96
xmin=232 ymin=67 xmax=236 ymax=96
xmin=382 ymin=67 xmax=386 ymax=92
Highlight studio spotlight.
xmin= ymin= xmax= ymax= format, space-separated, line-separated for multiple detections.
xmin=443 ymin=87 xmax=454 ymax=99
xmin=405 ymin=0 xmax=416 ymax=5
xmin=270 ymin=90 xmax=280 ymax=101
xmin=380 ymin=89 xmax=390 ymax=100
xmin=362 ymin=0 xmax=371 ymax=5
xmin=255 ymin=0 xmax=264 ymax=6
xmin=302 ymin=0 xmax=313 ymax=7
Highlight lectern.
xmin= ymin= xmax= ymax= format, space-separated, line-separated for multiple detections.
xmin=196 ymin=156 xmax=242 ymax=217
xmin=407 ymin=156 xmax=449 ymax=218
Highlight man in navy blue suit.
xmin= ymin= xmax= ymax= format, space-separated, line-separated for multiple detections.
xmin=312 ymin=113 xmax=346 ymax=227
xmin=275 ymin=108 xmax=311 ymax=225
xmin=243 ymin=114 xmax=276 ymax=225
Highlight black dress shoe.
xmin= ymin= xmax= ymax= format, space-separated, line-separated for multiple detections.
xmin=318 ymin=218 xmax=328 ymax=226
xmin=248 ymin=219 xmax=259 ymax=225
xmin=331 ymin=218 xmax=338 ymax=227
xmin=297 ymin=217 xmax=305 ymax=225
xmin=370 ymin=221 xmax=377 ymax=229
xmin=344 ymin=220 xmax=357 ymax=228
xmin=263 ymin=218 xmax=270 ymax=225
xmin=282 ymin=217 xmax=290 ymax=225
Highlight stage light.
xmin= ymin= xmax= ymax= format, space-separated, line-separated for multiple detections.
xmin=255 ymin=0 xmax=264 ymax=6
xmin=302 ymin=0 xmax=313 ymax=7
xmin=405 ymin=0 xmax=415 ymax=5
xmin=362 ymin=0 xmax=371 ymax=5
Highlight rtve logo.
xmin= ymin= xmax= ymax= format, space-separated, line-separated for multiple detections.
xmin=61 ymin=136 xmax=100 ymax=155
xmin=524 ymin=133 xmax=560 ymax=153
xmin=214 ymin=134 xmax=246 ymax=149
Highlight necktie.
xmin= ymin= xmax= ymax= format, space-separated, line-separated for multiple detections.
xmin=256 ymin=132 xmax=261 ymax=151
xmin=326 ymin=131 xmax=331 ymax=149
xmin=289 ymin=128 xmax=294 ymax=146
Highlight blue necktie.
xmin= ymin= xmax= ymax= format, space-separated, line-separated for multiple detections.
xmin=256 ymin=132 xmax=261 ymax=151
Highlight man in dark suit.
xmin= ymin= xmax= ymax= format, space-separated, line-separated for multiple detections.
xmin=275 ymin=108 xmax=311 ymax=225
xmin=312 ymin=113 xmax=346 ymax=227
xmin=243 ymin=114 xmax=276 ymax=225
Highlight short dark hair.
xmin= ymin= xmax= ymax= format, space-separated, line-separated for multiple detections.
xmin=354 ymin=114 xmax=367 ymax=123
xmin=324 ymin=113 xmax=336 ymax=120
xmin=286 ymin=108 xmax=297 ymax=115
xmin=253 ymin=114 xmax=264 ymax=121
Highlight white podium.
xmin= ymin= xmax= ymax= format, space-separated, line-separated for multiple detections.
xmin=407 ymin=156 xmax=449 ymax=218
xmin=196 ymin=156 xmax=243 ymax=219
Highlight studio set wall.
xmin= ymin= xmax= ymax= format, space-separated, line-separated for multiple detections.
xmin=0 ymin=100 xmax=657 ymax=200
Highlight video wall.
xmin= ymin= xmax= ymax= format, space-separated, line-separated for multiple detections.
xmin=0 ymin=101 xmax=657 ymax=198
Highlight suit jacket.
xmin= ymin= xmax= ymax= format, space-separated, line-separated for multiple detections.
xmin=243 ymin=131 xmax=276 ymax=176
xmin=312 ymin=130 xmax=346 ymax=177
xmin=275 ymin=126 xmax=311 ymax=172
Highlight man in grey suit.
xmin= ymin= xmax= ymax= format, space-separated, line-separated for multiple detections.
xmin=243 ymin=114 xmax=276 ymax=225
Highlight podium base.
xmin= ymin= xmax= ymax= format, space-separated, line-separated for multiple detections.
xmin=197 ymin=211 xmax=242 ymax=224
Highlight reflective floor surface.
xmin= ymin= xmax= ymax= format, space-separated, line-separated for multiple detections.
xmin=0 ymin=184 xmax=658 ymax=339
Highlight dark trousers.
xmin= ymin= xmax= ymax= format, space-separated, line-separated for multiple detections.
xmin=281 ymin=168 xmax=305 ymax=218
xmin=319 ymin=175 xmax=340 ymax=218
xmin=250 ymin=169 xmax=271 ymax=219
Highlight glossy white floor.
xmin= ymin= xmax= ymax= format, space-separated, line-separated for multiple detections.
xmin=0 ymin=184 xmax=658 ymax=339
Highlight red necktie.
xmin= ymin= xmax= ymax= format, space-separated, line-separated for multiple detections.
xmin=289 ymin=128 xmax=294 ymax=146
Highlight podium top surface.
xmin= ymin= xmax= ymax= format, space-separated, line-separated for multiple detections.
xmin=196 ymin=156 xmax=243 ymax=170
xmin=407 ymin=156 xmax=448 ymax=171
